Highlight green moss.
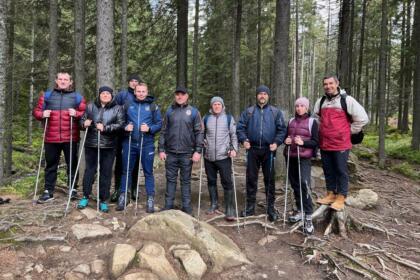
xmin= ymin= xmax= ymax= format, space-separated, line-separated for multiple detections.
xmin=390 ymin=162 xmax=420 ymax=181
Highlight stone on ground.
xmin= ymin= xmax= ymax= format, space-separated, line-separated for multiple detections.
xmin=173 ymin=249 xmax=207 ymax=279
xmin=128 ymin=210 xmax=250 ymax=273
xmin=111 ymin=244 xmax=137 ymax=279
xmin=91 ymin=259 xmax=105 ymax=275
xmin=257 ymin=235 xmax=278 ymax=246
xmin=120 ymin=271 xmax=160 ymax=280
xmin=137 ymin=242 xmax=178 ymax=280
xmin=79 ymin=208 xmax=97 ymax=220
xmin=71 ymin=224 xmax=112 ymax=241
xmin=73 ymin=264 xmax=90 ymax=275
xmin=346 ymin=189 xmax=378 ymax=209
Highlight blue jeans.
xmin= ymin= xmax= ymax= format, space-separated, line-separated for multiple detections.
xmin=164 ymin=152 xmax=193 ymax=214
xmin=120 ymin=140 xmax=155 ymax=196
xmin=321 ymin=150 xmax=350 ymax=196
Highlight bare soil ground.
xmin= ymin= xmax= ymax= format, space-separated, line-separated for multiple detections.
xmin=0 ymin=153 xmax=419 ymax=279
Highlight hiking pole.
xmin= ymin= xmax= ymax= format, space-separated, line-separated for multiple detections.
xmin=297 ymin=145 xmax=305 ymax=233
xmin=197 ymin=148 xmax=204 ymax=220
xmin=64 ymin=127 xmax=88 ymax=216
xmin=96 ymin=129 xmax=101 ymax=213
xmin=243 ymin=150 xmax=248 ymax=229
xmin=283 ymin=145 xmax=291 ymax=226
xmin=134 ymin=131 xmax=144 ymax=216
xmin=231 ymin=158 xmax=240 ymax=232
xmin=124 ymin=131 xmax=132 ymax=215
xmin=69 ymin=116 xmax=73 ymax=198
xmin=265 ymin=152 xmax=275 ymax=234
xmin=33 ymin=118 xmax=49 ymax=205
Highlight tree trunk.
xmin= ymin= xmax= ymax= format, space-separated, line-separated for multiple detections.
xmin=0 ymin=0 xmax=7 ymax=183
xmin=176 ymin=0 xmax=188 ymax=88
xmin=191 ymin=0 xmax=199 ymax=103
xmin=325 ymin=0 xmax=331 ymax=74
xmin=402 ymin=1 xmax=413 ymax=133
xmin=273 ymin=0 xmax=290 ymax=115
xmin=294 ymin=0 xmax=300 ymax=100
xmin=411 ymin=0 xmax=420 ymax=150
xmin=74 ymin=0 xmax=85 ymax=93
xmin=120 ymin=0 xmax=127 ymax=88
xmin=378 ymin=0 xmax=388 ymax=168
xmin=231 ymin=0 xmax=242 ymax=118
xmin=4 ymin=0 xmax=14 ymax=176
xmin=48 ymin=0 xmax=58 ymax=89
xmin=256 ymin=0 xmax=262 ymax=86
xmin=356 ymin=0 xmax=367 ymax=102
xmin=398 ymin=2 xmax=406 ymax=130
xmin=28 ymin=8 xmax=35 ymax=146
xmin=347 ymin=0 xmax=355 ymax=95
xmin=337 ymin=0 xmax=352 ymax=91
xmin=96 ymin=0 xmax=114 ymax=88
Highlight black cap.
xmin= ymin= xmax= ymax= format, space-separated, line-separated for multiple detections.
xmin=256 ymin=85 xmax=271 ymax=95
xmin=174 ymin=86 xmax=188 ymax=94
xmin=127 ymin=74 xmax=141 ymax=82
xmin=98 ymin=86 xmax=113 ymax=95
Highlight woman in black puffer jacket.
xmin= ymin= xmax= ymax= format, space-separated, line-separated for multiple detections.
xmin=78 ymin=86 xmax=125 ymax=212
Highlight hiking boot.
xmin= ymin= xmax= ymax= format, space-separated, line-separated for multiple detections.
xmin=77 ymin=197 xmax=89 ymax=209
xmin=304 ymin=215 xmax=314 ymax=235
xmin=316 ymin=191 xmax=336 ymax=205
xmin=110 ymin=190 xmax=119 ymax=203
xmin=267 ymin=207 xmax=279 ymax=222
xmin=37 ymin=190 xmax=54 ymax=204
xmin=100 ymin=202 xmax=109 ymax=213
xmin=288 ymin=210 xmax=303 ymax=223
xmin=146 ymin=196 xmax=155 ymax=213
xmin=116 ymin=193 xmax=127 ymax=211
xmin=240 ymin=204 xmax=255 ymax=217
xmin=0 ymin=197 xmax=10 ymax=204
xmin=70 ymin=190 xmax=79 ymax=200
xmin=330 ymin=194 xmax=346 ymax=211
xmin=206 ymin=185 xmax=219 ymax=214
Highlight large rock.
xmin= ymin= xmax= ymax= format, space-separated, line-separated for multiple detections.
xmin=128 ymin=210 xmax=250 ymax=273
xmin=71 ymin=224 xmax=112 ymax=241
xmin=110 ymin=244 xmax=137 ymax=279
xmin=79 ymin=208 xmax=98 ymax=220
xmin=137 ymin=242 xmax=178 ymax=280
xmin=346 ymin=189 xmax=379 ymax=209
xmin=120 ymin=271 xmax=159 ymax=280
xmin=173 ymin=249 xmax=207 ymax=279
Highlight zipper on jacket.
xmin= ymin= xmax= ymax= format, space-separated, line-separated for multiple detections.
xmin=137 ymin=102 xmax=141 ymax=147
xmin=59 ymin=91 xmax=63 ymax=142
xmin=259 ymin=108 xmax=263 ymax=148
xmin=214 ymin=115 xmax=218 ymax=160
xmin=177 ymin=107 xmax=182 ymax=153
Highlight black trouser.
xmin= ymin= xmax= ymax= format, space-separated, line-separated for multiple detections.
xmin=44 ymin=142 xmax=79 ymax=193
xmin=164 ymin=152 xmax=193 ymax=214
xmin=321 ymin=150 xmax=350 ymax=196
xmin=204 ymin=158 xmax=233 ymax=191
xmin=246 ymin=147 xmax=276 ymax=207
xmin=287 ymin=157 xmax=313 ymax=214
xmin=114 ymin=135 xmax=139 ymax=193
xmin=82 ymin=147 xmax=115 ymax=201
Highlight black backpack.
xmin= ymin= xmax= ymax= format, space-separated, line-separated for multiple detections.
xmin=319 ymin=93 xmax=364 ymax=144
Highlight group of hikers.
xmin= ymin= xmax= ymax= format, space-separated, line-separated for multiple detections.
xmin=32 ymin=71 xmax=368 ymax=234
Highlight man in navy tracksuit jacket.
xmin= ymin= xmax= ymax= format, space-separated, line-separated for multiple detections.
xmin=237 ymin=85 xmax=287 ymax=221
xmin=116 ymin=83 xmax=162 ymax=212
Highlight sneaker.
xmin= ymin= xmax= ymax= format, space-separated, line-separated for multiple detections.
xmin=70 ymin=190 xmax=78 ymax=200
xmin=110 ymin=190 xmax=119 ymax=203
xmin=146 ymin=196 xmax=155 ymax=213
xmin=100 ymin=202 xmax=109 ymax=213
xmin=37 ymin=190 xmax=54 ymax=204
xmin=267 ymin=207 xmax=279 ymax=222
xmin=288 ymin=210 xmax=303 ymax=223
xmin=77 ymin=197 xmax=89 ymax=209
xmin=304 ymin=216 xmax=314 ymax=235
xmin=116 ymin=193 xmax=127 ymax=211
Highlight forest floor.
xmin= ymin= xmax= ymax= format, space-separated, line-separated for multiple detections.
xmin=0 ymin=151 xmax=419 ymax=280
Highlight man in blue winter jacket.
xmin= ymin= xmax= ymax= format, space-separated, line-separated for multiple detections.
xmin=116 ymin=83 xmax=162 ymax=212
xmin=237 ymin=85 xmax=287 ymax=221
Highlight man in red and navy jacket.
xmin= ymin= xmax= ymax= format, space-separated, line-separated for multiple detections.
xmin=33 ymin=72 xmax=86 ymax=203
xmin=314 ymin=75 xmax=368 ymax=210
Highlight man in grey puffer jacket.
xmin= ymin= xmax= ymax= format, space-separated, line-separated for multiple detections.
xmin=204 ymin=97 xmax=238 ymax=221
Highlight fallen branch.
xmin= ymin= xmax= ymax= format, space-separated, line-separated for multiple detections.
xmin=216 ymin=220 xmax=279 ymax=231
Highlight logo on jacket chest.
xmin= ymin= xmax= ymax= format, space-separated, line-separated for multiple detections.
xmin=145 ymin=105 xmax=150 ymax=111
xmin=186 ymin=109 xmax=191 ymax=116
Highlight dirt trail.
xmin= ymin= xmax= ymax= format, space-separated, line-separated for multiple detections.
xmin=0 ymin=154 xmax=419 ymax=279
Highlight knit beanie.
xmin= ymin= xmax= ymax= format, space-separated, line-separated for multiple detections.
xmin=210 ymin=96 xmax=225 ymax=107
xmin=256 ymin=85 xmax=271 ymax=95
xmin=295 ymin=97 xmax=310 ymax=110
xmin=98 ymin=86 xmax=113 ymax=95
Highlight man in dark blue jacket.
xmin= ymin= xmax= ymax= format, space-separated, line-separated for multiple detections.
xmin=237 ymin=85 xmax=286 ymax=221
xmin=112 ymin=74 xmax=141 ymax=201
xmin=116 ymin=83 xmax=162 ymax=212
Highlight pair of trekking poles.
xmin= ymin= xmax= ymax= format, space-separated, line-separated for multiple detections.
xmin=197 ymin=150 xmax=241 ymax=232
